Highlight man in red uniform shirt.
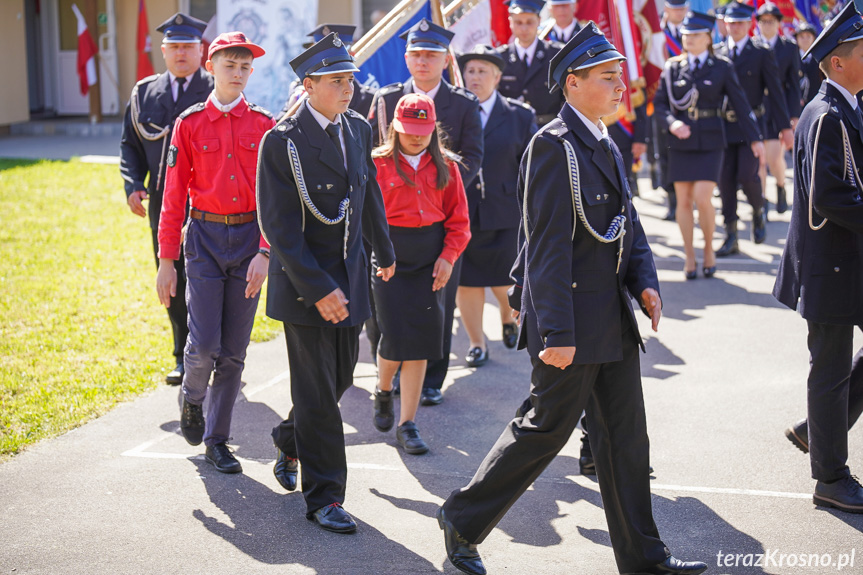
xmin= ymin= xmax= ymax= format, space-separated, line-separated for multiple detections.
xmin=156 ymin=32 xmax=275 ymax=474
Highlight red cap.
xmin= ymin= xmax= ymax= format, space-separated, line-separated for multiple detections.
xmin=208 ymin=32 xmax=266 ymax=61
xmin=392 ymin=93 xmax=437 ymax=136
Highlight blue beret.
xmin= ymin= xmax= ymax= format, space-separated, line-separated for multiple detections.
xmin=156 ymin=13 xmax=207 ymax=44
xmin=804 ymin=1 xmax=863 ymax=62
xmin=506 ymin=0 xmax=546 ymax=14
xmin=680 ymin=11 xmax=716 ymax=34
xmin=309 ymin=24 xmax=356 ymax=44
xmin=723 ymin=2 xmax=755 ymax=23
xmin=548 ymin=21 xmax=626 ymax=92
xmin=399 ymin=18 xmax=454 ymax=52
xmin=290 ymin=32 xmax=360 ymax=78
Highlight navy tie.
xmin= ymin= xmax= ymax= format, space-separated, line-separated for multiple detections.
xmin=326 ymin=123 xmax=345 ymax=166
xmin=175 ymin=76 xmax=186 ymax=102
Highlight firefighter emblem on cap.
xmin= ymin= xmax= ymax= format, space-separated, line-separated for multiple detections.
xmin=420 ymin=19 xmax=430 ymax=31
xmin=333 ymin=33 xmax=342 ymax=47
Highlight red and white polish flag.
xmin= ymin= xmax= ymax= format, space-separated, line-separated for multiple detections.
xmin=71 ymin=3 xmax=98 ymax=95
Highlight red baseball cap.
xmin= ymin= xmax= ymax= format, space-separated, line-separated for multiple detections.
xmin=392 ymin=93 xmax=436 ymax=136
xmin=208 ymin=31 xmax=266 ymax=61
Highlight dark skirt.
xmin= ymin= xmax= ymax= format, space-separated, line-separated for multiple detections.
xmin=460 ymin=226 xmax=518 ymax=287
xmin=667 ymin=148 xmax=724 ymax=184
xmin=372 ymin=222 xmax=446 ymax=362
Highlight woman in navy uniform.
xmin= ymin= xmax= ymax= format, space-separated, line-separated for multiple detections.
xmin=795 ymin=23 xmax=822 ymax=108
xmin=546 ymin=0 xmax=580 ymax=44
xmin=654 ymin=11 xmax=763 ymax=279
xmin=496 ymin=0 xmax=565 ymax=126
xmin=773 ymin=2 xmax=863 ymax=514
xmin=456 ymin=45 xmax=537 ymax=367
xmin=256 ymin=33 xmax=396 ymax=534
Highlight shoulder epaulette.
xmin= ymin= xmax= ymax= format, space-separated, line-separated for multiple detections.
xmin=378 ymin=83 xmax=404 ymax=97
xmin=668 ymin=54 xmax=687 ymax=64
xmin=273 ymin=115 xmax=299 ymax=137
xmin=344 ymin=108 xmax=367 ymax=121
xmin=248 ymin=102 xmax=273 ymax=118
xmin=178 ymin=102 xmax=206 ymax=119
xmin=538 ymin=118 xmax=568 ymax=139
xmin=451 ymin=85 xmax=479 ymax=102
xmin=713 ymin=54 xmax=732 ymax=65
xmin=134 ymin=73 xmax=160 ymax=87
xmin=751 ymin=37 xmax=769 ymax=49
xmin=506 ymin=97 xmax=534 ymax=113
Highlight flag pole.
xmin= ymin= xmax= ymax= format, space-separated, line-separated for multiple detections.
xmin=430 ymin=0 xmax=463 ymax=87
xmin=84 ymin=0 xmax=102 ymax=123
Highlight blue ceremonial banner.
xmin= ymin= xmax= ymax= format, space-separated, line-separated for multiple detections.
xmin=356 ymin=1 xmax=433 ymax=91
xmin=795 ymin=0 xmax=824 ymax=30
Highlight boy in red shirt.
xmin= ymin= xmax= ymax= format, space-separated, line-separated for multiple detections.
xmin=156 ymin=32 xmax=275 ymax=474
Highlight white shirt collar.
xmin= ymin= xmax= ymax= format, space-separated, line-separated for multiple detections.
xmin=515 ymin=37 xmax=539 ymax=65
xmin=729 ymin=35 xmax=749 ymax=53
xmin=763 ymin=34 xmax=779 ymax=49
xmin=569 ymin=103 xmax=608 ymax=141
xmin=667 ymin=23 xmax=678 ymax=37
xmin=413 ymin=80 xmax=441 ymax=101
xmin=207 ymin=92 xmax=244 ymax=113
xmin=554 ymin=20 xmax=578 ymax=41
xmin=306 ymin=101 xmax=343 ymax=131
xmin=688 ymin=51 xmax=708 ymax=68
xmin=826 ymin=78 xmax=859 ymax=110
xmin=400 ymin=149 xmax=426 ymax=170
xmin=479 ymin=91 xmax=498 ymax=116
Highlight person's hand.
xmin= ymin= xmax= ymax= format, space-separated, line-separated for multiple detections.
xmin=376 ymin=263 xmax=396 ymax=282
xmin=315 ymin=288 xmax=349 ymax=324
xmin=539 ymin=346 xmax=576 ymax=369
xmin=670 ymin=120 xmax=691 ymax=140
xmin=780 ymin=128 xmax=794 ymax=150
xmin=244 ymin=253 xmax=269 ymax=299
xmin=127 ymin=190 xmax=148 ymax=218
xmin=432 ymin=258 xmax=453 ymax=291
xmin=751 ymin=141 xmax=766 ymax=168
xmin=641 ymin=287 xmax=662 ymax=332
xmin=631 ymin=142 xmax=648 ymax=159
xmin=156 ymin=258 xmax=177 ymax=308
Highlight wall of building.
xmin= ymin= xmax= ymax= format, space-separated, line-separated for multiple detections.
xmin=1 ymin=0 xmax=31 ymax=126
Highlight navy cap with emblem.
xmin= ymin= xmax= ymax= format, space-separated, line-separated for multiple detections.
xmin=756 ymin=2 xmax=784 ymax=21
xmin=290 ymin=32 xmax=360 ymax=78
xmin=548 ymin=21 xmax=626 ymax=93
xmin=665 ymin=0 xmax=689 ymax=7
xmin=680 ymin=11 xmax=716 ymax=34
xmin=715 ymin=6 xmax=726 ymax=19
xmin=506 ymin=0 xmax=546 ymax=14
xmin=457 ymin=44 xmax=506 ymax=72
xmin=156 ymin=13 xmax=207 ymax=44
xmin=309 ymin=24 xmax=356 ymax=44
xmin=795 ymin=22 xmax=818 ymax=37
xmin=803 ymin=1 xmax=863 ymax=62
xmin=399 ymin=18 xmax=454 ymax=52
xmin=723 ymin=2 xmax=755 ymax=23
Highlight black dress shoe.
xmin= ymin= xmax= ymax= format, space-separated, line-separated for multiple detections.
xmin=466 ymin=346 xmax=489 ymax=367
xmin=684 ymin=268 xmax=697 ymax=281
xmin=580 ymin=455 xmax=596 ymax=475
xmin=274 ymin=448 xmax=298 ymax=491
xmin=307 ymin=503 xmax=357 ymax=534
xmin=397 ymin=421 xmax=429 ymax=455
xmin=166 ymin=362 xmax=184 ymax=385
xmin=636 ymin=556 xmax=708 ymax=575
xmin=373 ymin=387 xmax=394 ymax=432
xmin=205 ymin=443 xmax=242 ymax=474
xmin=502 ymin=323 xmax=518 ymax=349
xmin=814 ymin=475 xmax=863 ymax=514
xmin=436 ymin=508 xmax=486 ymax=575
xmin=785 ymin=420 xmax=809 ymax=454
xmin=752 ymin=208 xmax=767 ymax=244
xmin=702 ymin=265 xmax=716 ymax=278
xmin=420 ymin=388 xmax=444 ymax=406
xmin=776 ymin=187 xmax=788 ymax=214
xmin=180 ymin=398 xmax=205 ymax=446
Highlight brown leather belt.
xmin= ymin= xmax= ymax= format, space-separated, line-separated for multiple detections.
xmin=190 ymin=208 xmax=256 ymax=225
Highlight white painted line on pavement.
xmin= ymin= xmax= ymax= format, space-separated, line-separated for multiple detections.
xmin=649 ymin=483 xmax=811 ymax=500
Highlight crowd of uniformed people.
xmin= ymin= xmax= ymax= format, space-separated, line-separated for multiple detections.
xmin=119 ymin=2 xmax=863 ymax=573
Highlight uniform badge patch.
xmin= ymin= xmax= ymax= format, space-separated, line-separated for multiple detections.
xmin=167 ymin=145 xmax=178 ymax=168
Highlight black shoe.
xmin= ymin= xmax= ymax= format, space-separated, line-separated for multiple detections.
xmin=396 ymin=421 xmax=429 ymax=455
xmin=436 ymin=508 xmax=486 ymax=575
xmin=307 ymin=503 xmax=357 ymax=534
xmin=373 ymin=387 xmax=395 ymax=432
xmin=702 ymin=265 xmax=716 ymax=278
xmin=752 ymin=208 xmax=767 ymax=244
xmin=274 ymin=448 xmax=298 ymax=491
xmin=785 ymin=420 xmax=809 ymax=454
xmin=814 ymin=475 xmax=863 ymax=514
xmin=420 ymin=388 xmax=444 ymax=406
xmin=502 ymin=323 xmax=518 ymax=349
xmin=166 ymin=362 xmax=184 ymax=386
xmin=579 ymin=455 xmax=596 ymax=476
xmin=205 ymin=443 xmax=242 ymax=474
xmin=684 ymin=268 xmax=697 ymax=281
xmin=180 ymin=398 xmax=205 ymax=446
xmin=664 ymin=191 xmax=677 ymax=221
xmin=716 ymin=221 xmax=739 ymax=257
xmin=466 ymin=346 xmax=489 ymax=367
xmin=776 ymin=187 xmax=788 ymax=214
xmin=636 ymin=556 xmax=708 ymax=575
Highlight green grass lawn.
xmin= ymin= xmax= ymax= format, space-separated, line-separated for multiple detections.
xmin=0 ymin=159 xmax=281 ymax=458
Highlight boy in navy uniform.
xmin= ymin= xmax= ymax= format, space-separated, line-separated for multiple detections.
xmin=546 ymin=0 xmax=580 ymax=44
xmin=436 ymin=24 xmax=707 ymax=575
xmin=120 ymin=13 xmax=212 ymax=385
xmin=774 ymin=2 xmax=863 ymax=514
xmin=796 ymin=23 xmax=822 ymax=107
xmin=496 ymin=0 xmax=564 ymax=126
xmin=257 ymin=33 xmax=396 ymax=533
xmin=157 ymin=33 xmax=274 ymax=473
xmin=369 ymin=18 xmax=482 ymax=406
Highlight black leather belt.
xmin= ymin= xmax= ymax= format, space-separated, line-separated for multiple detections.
xmin=190 ymin=208 xmax=256 ymax=225
xmin=686 ymin=108 xmax=723 ymax=120
xmin=725 ymin=104 xmax=766 ymax=122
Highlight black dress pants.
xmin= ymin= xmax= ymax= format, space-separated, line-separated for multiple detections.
xmin=442 ymin=325 xmax=669 ymax=574
xmin=272 ymin=323 xmax=361 ymax=514
xmin=806 ymin=322 xmax=863 ymax=482
xmin=718 ymin=141 xmax=763 ymax=225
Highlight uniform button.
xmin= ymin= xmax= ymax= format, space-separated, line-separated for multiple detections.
xmin=203 ymin=145 xmax=208 ymax=150
xmin=418 ymin=190 xmax=422 ymax=194
xmin=571 ymin=282 xmax=577 ymax=288
xmin=251 ymin=143 xmax=255 ymax=148
xmin=230 ymin=175 xmax=235 ymax=180
xmin=223 ymin=113 xmax=228 ymax=117
xmin=233 ymin=197 xmax=237 ymax=202
xmin=522 ymin=89 xmax=528 ymax=95
xmin=596 ymin=194 xmax=601 ymax=200
xmin=227 ymin=153 xmax=232 ymax=159
xmin=317 ymin=184 xmax=322 ymax=189
xmin=297 ymin=297 xmax=304 ymax=302
xmin=835 ymin=267 xmax=841 ymax=272
xmin=349 ymin=185 xmax=353 ymax=192
xmin=476 ymin=184 xmax=481 ymax=190
xmin=350 ymin=208 xmax=353 ymax=214
xmin=419 ymin=209 xmax=423 ymax=214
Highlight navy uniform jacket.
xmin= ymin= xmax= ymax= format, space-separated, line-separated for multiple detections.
xmin=768 ymin=35 xmax=803 ymax=122
xmin=279 ymin=78 xmax=375 ymax=119
xmin=496 ymin=39 xmax=565 ymax=123
xmin=368 ymin=78 xmax=483 ymax=186
xmin=546 ymin=22 xmax=581 ymax=44
xmin=467 ymin=94 xmax=537 ymax=231
xmin=773 ymin=82 xmax=863 ymax=326
xmin=257 ymin=102 xmax=396 ymax=328
xmin=517 ymin=103 xmax=660 ymax=364
xmin=653 ymin=54 xmax=762 ymax=151
xmin=799 ymin=53 xmax=822 ymax=108
xmin=715 ymin=38 xmax=789 ymax=143
xmin=120 ymin=68 xmax=213 ymax=231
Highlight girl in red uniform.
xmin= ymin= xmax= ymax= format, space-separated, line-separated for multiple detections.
xmin=370 ymin=93 xmax=471 ymax=454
